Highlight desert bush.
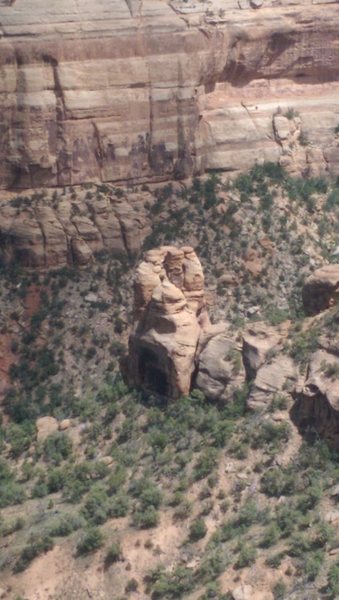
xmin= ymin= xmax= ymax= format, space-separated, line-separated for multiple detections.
xmin=81 ymin=485 xmax=110 ymax=525
xmin=235 ymin=543 xmax=257 ymax=568
xmin=261 ymin=467 xmax=296 ymax=497
xmin=76 ymin=527 xmax=104 ymax=555
xmin=272 ymin=579 xmax=287 ymax=599
xmin=193 ymin=448 xmax=219 ymax=481
xmin=109 ymin=493 xmax=130 ymax=518
xmin=43 ymin=432 xmax=73 ymax=464
xmin=107 ymin=465 xmax=127 ymax=495
xmin=327 ymin=562 xmax=339 ymax=597
xmin=49 ymin=514 xmax=84 ymax=537
xmin=105 ymin=540 xmax=123 ymax=564
xmin=125 ymin=578 xmax=138 ymax=592
xmin=148 ymin=565 xmax=194 ymax=598
xmin=189 ymin=518 xmax=207 ymax=541
xmin=14 ymin=533 xmax=54 ymax=572
xmin=0 ymin=480 xmax=26 ymax=508
xmin=132 ymin=506 xmax=159 ymax=529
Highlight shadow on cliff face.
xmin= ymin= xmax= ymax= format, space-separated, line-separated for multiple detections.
xmin=290 ymin=386 xmax=339 ymax=450
xmin=138 ymin=347 xmax=169 ymax=397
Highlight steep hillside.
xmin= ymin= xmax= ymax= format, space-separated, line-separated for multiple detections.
xmin=0 ymin=164 xmax=338 ymax=600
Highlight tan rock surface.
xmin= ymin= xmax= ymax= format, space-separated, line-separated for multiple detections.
xmin=248 ymin=354 xmax=297 ymax=410
xmin=1 ymin=0 xmax=339 ymax=188
xmin=36 ymin=416 xmax=58 ymax=441
xmin=196 ymin=331 xmax=246 ymax=402
xmin=129 ymin=245 xmax=209 ymax=399
xmin=0 ymin=187 xmax=151 ymax=267
xmin=242 ymin=322 xmax=281 ymax=379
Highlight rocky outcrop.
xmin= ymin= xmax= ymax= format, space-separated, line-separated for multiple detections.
xmin=302 ymin=264 xmax=339 ymax=315
xmin=0 ymin=187 xmax=151 ymax=267
xmin=291 ymin=349 xmax=339 ymax=448
xmin=242 ymin=323 xmax=281 ymax=381
xmin=196 ymin=330 xmax=246 ymax=402
xmin=247 ymin=354 xmax=297 ymax=411
xmin=1 ymin=0 xmax=339 ymax=189
xmin=128 ymin=245 xmax=210 ymax=399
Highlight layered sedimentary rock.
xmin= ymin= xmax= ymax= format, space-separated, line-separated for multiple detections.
xmin=129 ymin=245 xmax=209 ymax=398
xmin=0 ymin=188 xmax=151 ymax=267
xmin=1 ymin=0 xmax=339 ymax=189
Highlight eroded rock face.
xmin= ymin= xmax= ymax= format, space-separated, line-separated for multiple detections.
xmin=1 ymin=0 xmax=339 ymax=189
xmin=302 ymin=265 xmax=339 ymax=315
xmin=247 ymin=354 xmax=297 ymax=411
xmin=291 ymin=350 xmax=339 ymax=448
xmin=242 ymin=323 xmax=281 ymax=380
xmin=129 ymin=245 xmax=210 ymax=399
xmin=196 ymin=330 xmax=246 ymax=402
xmin=0 ymin=189 xmax=151 ymax=267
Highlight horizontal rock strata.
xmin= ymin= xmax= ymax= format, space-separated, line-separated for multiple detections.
xmin=1 ymin=0 xmax=339 ymax=188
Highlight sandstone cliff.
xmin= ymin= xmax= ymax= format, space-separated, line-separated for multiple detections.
xmin=1 ymin=0 xmax=339 ymax=189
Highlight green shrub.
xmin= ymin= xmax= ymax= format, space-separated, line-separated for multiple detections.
xmin=6 ymin=422 xmax=35 ymax=457
xmin=107 ymin=465 xmax=127 ymax=495
xmin=0 ymin=480 xmax=26 ymax=508
xmin=304 ymin=549 xmax=324 ymax=581
xmin=109 ymin=494 xmax=130 ymax=518
xmin=149 ymin=565 xmax=194 ymax=598
xmin=76 ymin=527 xmax=104 ymax=555
xmin=189 ymin=518 xmax=207 ymax=541
xmin=251 ymin=421 xmax=290 ymax=451
xmin=14 ymin=533 xmax=54 ymax=572
xmin=43 ymin=432 xmax=73 ymax=465
xmin=125 ymin=578 xmax=138 ymax=592
xmin=193 ymin=448 xmax=219 ymax=481
xmin=235 ymin=544 xmax=257 ymax=568
xmin=133 ymin=506 xmax=159 ymax=529
xmin=261 ymin=523 xmax=281 ymax=548
xmin=261 ymin=467 xmax=295 ymax=497
xmin=327 ymin=562 xmax=339 ymax=597
xmin=105 ymin=540 xmax=123 ymax=565
xmin=81 ymin=485 xmax=110 ymax=525
xmin=272 ymin=579 xmax=287 ymax=599
xmin=196 ymin=549 xmax=227 ymax=584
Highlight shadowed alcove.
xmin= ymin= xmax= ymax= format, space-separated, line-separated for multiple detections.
xmin=138 ymin=347 xmax=169 ymax=396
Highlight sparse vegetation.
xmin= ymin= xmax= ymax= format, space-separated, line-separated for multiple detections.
xmin=0 ymin=165 xmax=338 ymax=598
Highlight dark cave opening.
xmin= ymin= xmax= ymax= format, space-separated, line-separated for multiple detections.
xmin=138 ymin=348 xmax=169 ymax=396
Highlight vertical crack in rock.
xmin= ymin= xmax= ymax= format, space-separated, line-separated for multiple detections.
xmin=43 ymin=55 xmax=70 ymax=186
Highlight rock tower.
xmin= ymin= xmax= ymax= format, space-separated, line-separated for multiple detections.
xmin=128 ymin=245 xmax=210 ymax=399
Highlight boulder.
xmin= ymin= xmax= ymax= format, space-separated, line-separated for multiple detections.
xmin=242 ymin=323 xmax=281 ymax=380
xmin=59 ymin=419 xmax=71 ymax=431
xmin=232 ymin=585 xmax=254 ymax=600
xmin=196 ymin=331 xmax=246 ymax=402
xmin=247 ymin=355 xmax=297 ymax=410
xmin=36 ymin=416 xmax=58 ymax=441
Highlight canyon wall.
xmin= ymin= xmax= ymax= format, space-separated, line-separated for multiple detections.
xmin=1 ymin=0 xmax=339 ymax=189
